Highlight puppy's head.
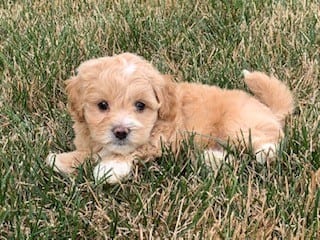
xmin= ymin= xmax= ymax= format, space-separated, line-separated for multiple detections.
xmin=66 ymin=53 xmax=176 ymax=155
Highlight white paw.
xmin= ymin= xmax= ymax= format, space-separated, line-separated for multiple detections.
xmin=255 ymin=143 xmax=277 ymax=164
xmin=46 ymin=153 xmax=56 ymax=168
xmin=46 ymin=153 xmax=77 ymax=174
xmin=93 ymin=160 xmax=132 ymax=184
xmin=46 ymin=153 xmax=68 ymax=173
xmin=203 ymin=150 xmax=230 ymax=170
xmin=242 ymin=69 xmax=251 ymax=77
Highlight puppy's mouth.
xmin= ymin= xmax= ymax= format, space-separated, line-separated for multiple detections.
xmin=97 ymin=121 xmax=146 ymax=155
xmin=113 ymin=138 xmax=129 ymax=146
xmin=106 ymin=137 xmax=137 ymax=155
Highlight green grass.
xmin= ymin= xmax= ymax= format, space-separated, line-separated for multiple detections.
xmin=1 ymin=0 xmax=319 ymax=239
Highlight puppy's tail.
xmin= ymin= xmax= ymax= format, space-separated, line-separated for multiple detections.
xmin=243 ymin=70 xmax=294 ymax=124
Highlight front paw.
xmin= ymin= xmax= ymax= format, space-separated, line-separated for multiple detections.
xmin=46 ymin=153 xmax=76 ymax=174
xmin=93 ymin=160 xmax=132 ymax=184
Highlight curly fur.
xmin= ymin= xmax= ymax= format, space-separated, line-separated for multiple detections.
xmin=47 ymin=53 xmax=294 ymax=184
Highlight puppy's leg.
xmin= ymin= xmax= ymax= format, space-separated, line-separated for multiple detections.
xmin=93 ymin=140 xmax=163 ymax=184
xmin=230 ymin=111 xmax=283 ymax=164
xmin=247 ymin=128 xmax=280 ymax=164
xmin=254 ymin=143 xmax=277 ymax=164
xmin=93 ymin=156 xmax=133 ymax=184
xmin=46 ymin=151 xmax=89 ymax=173
xmin=203 ymin=149 xmax=232 ymax=170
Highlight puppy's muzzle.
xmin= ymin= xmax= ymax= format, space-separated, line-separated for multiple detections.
xmin=112 ymin=126 xmax=130 ymax=140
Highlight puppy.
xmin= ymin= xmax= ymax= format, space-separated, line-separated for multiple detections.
xmin=47 ymin=53 xmax=294 ymax=184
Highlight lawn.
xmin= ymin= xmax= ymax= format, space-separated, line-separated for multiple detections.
xmin=1 ymin=0 xmax=319 ymax=239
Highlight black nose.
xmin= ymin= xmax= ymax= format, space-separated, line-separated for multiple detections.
xmin=112 ymin=126 xmax=130 ymax=140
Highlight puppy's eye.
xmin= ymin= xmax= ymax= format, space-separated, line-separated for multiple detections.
xmin=135 ymin=101 xmax=145 ymax=112
xmin=97 ymin=101 xmax=109 ymax=111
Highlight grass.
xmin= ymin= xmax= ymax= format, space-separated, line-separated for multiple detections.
xmin=1 ymin=0 xmax=319 ymax=239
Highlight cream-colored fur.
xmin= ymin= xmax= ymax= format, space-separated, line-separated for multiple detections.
xmin=46 ymin=53 xmax=294 ymax=183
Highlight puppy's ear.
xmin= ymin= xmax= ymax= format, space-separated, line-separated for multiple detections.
xmin=153 ymin=75 xmax=177 ymax=121
xmin=65 ymin=76 xmax=85 ymax=122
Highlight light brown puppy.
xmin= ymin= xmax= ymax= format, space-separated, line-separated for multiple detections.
xmin=47 ymin=53 xmax=294 ymax=183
